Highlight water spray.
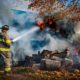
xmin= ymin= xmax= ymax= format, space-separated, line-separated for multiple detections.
xmin=12 ymin=27 xmax=39 ymax=42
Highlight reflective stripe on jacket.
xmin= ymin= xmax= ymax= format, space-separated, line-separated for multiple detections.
xmin=5 ymin=67 xmax=11 ymax=72
xmin=0 ymin=39 xmax=11 ymax=44
xmin=0 ymin=48 xmax=10 ymax=51
xmin=5 ymin=39 xmax=12 ymax=44
xmin=0 ymin=33 xmax=11 ymax=52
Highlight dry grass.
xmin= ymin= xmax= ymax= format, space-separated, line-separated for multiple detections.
xmin=0 ymin=67 xmax=80 ymax=80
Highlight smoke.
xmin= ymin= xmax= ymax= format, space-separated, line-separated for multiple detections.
xmin=11 ymin=27 xmax=39 ymax=61
xmin=46 ymin=34 xmax=70 ymax=51
xmin=0 ymin=0 xmax=13 ymax=25
xmin=12 ymin=27 xmax=39 ymax=42
xmin=40 ymin=33 xmax=70 ymax=52
xmin=73 ymin=22 xmax=80 ymax=43
xmin=0 ymin=0 xmax=80 ymax=63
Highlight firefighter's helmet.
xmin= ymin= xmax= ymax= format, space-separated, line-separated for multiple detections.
xmin=1 ymin=25 xmax=9 ymax=30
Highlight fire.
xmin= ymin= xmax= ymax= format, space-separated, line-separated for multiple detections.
xmin=37 ymin=20 xmax=45 ymax=30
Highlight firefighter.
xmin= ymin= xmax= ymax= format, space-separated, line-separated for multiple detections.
xmin=0 ymin=25 xmax=12 ymax=74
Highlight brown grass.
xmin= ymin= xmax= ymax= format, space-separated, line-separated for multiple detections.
xmin=0 ymin=67 xmax=80 ymax=80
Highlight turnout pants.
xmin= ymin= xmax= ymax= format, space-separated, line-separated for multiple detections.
xmin=0 ymin=51 xmax=11 ymax=72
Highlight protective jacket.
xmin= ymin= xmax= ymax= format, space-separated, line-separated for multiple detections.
xmin=0 ymin=32 xmax=12 ymax=72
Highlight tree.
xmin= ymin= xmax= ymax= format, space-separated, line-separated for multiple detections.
xmin=28 ymin=0 xmax=80 ymax=21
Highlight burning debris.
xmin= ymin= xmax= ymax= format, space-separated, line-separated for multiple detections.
xmin=11 ymin=46 xmax=80 ymax=72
